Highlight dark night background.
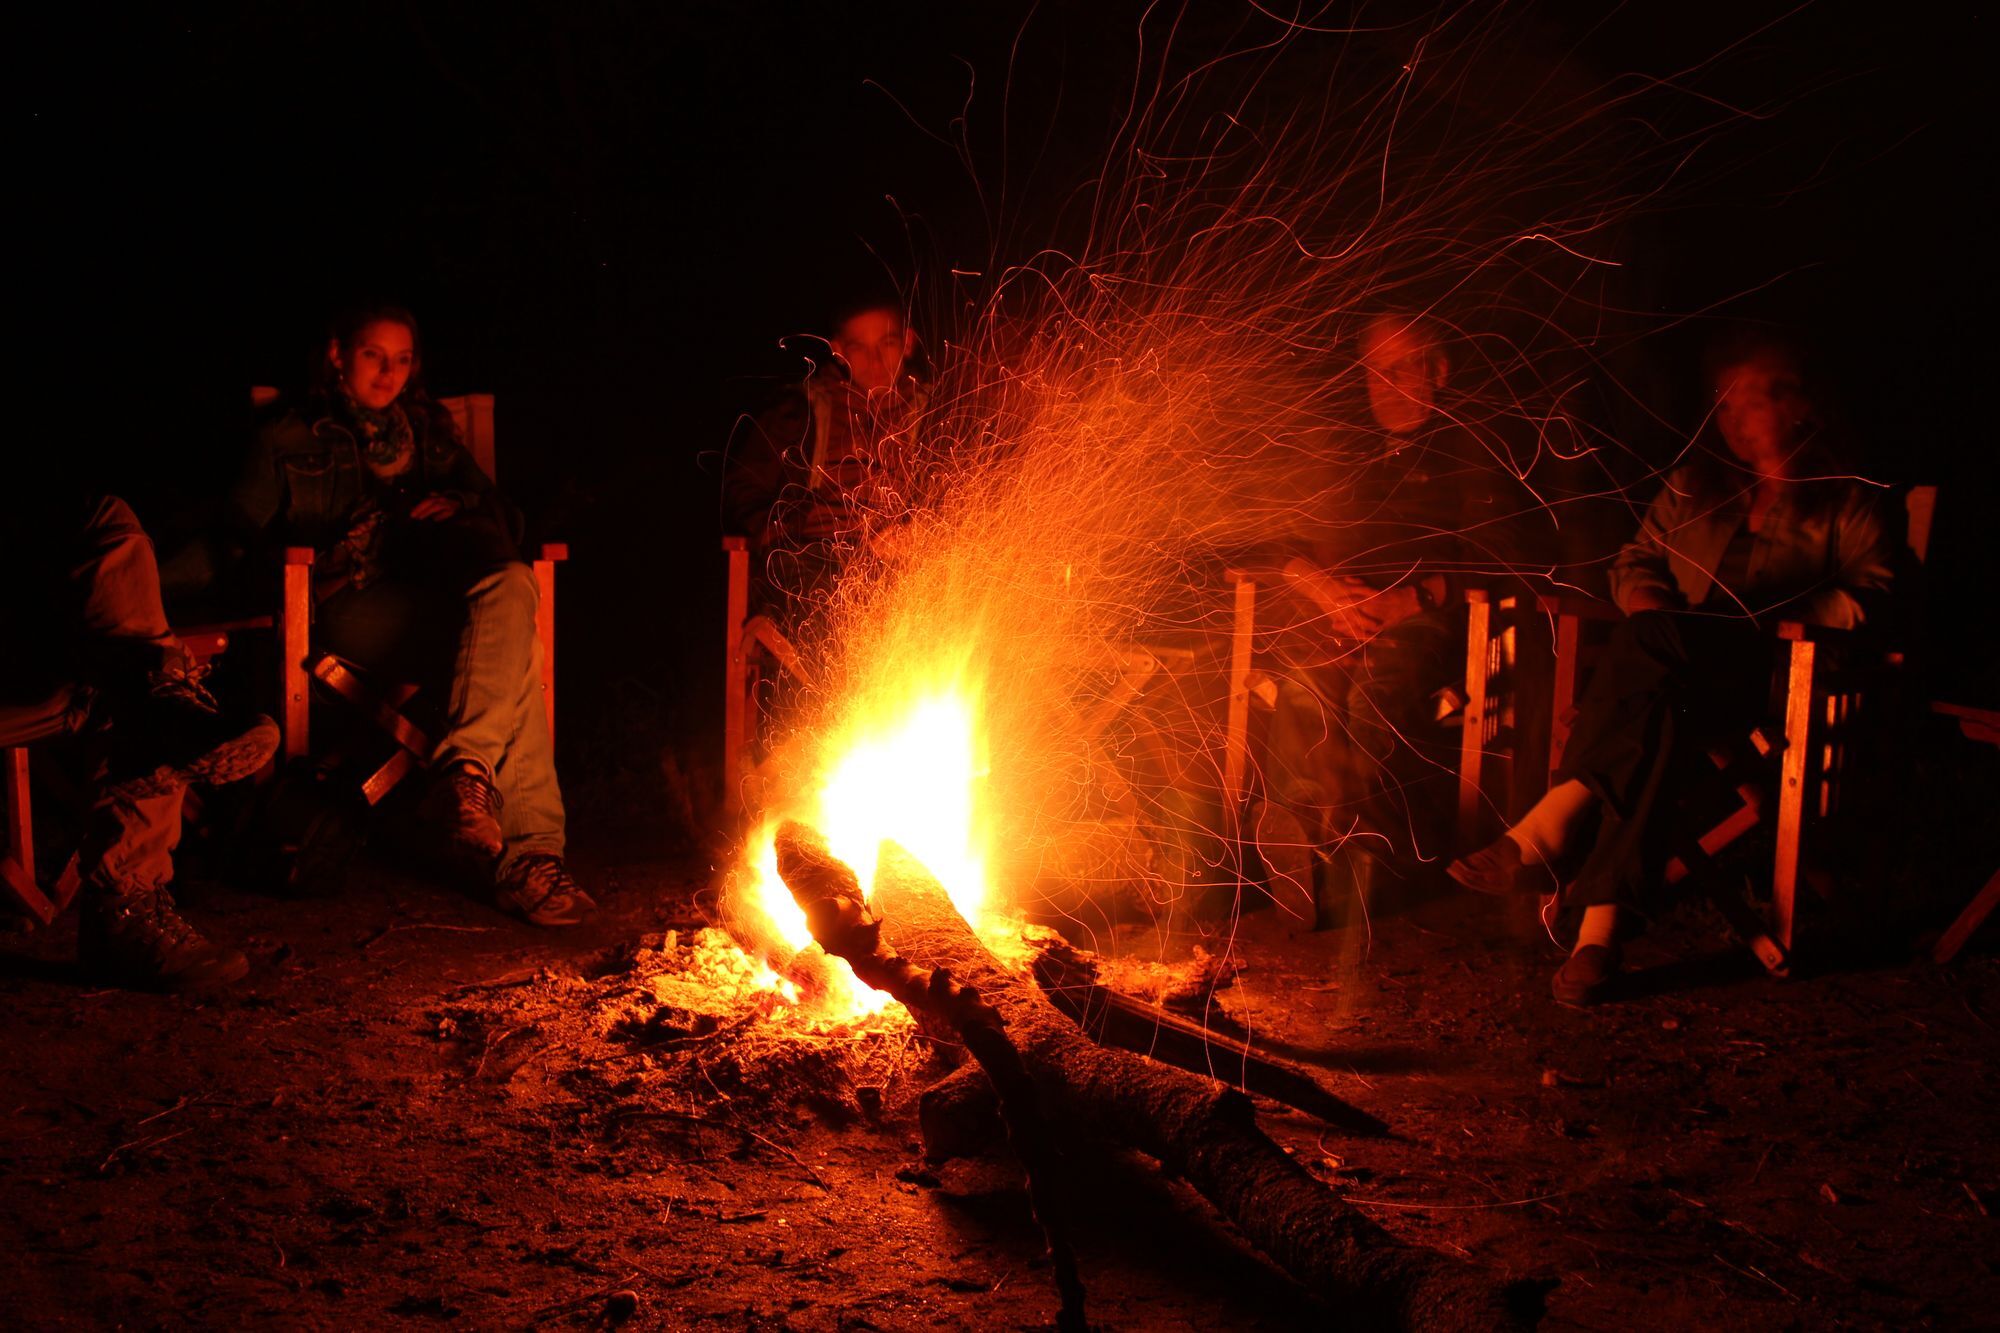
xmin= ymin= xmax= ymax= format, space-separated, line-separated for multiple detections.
xmin=19 ymin=2 xmax=1990 ymax=840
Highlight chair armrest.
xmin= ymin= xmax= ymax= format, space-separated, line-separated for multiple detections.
xmin=1772 ymin=619 xmax=1867 ymax=644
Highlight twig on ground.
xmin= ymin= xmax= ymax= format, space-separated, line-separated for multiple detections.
xmin=135 ymin=1093 xmax=206 ymax=1127
xmin=581 ymin=1012 xmax=763 ymax=1065
xmin=362 ymin=922 xmax=496 ymax=952
xmin=473 ymin=1025 xmax=536 ymax=1080
xmin=1712 ymin=1251 xmax=1798 ymax=1302
xmin=100 ymin=1128 xmax=190 ymax=1174
xmin=1339 ymin=1190 xmax=1569 ymax=1211
xmin=605 ymin=1108 xmax=832 ymax=1192
xmin=444 ymin=967 xmax=546 ymax=995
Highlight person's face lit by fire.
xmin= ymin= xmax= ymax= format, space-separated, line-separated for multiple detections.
xmin=328 ymin=319 xmax=417 ymax=412
xmin=833 ymin=307 xmax=912 ymax=394
xmin=1360 ymin=320 xmax=1447 ymax=437
xmin=1712 ymin=355 xmax=1810 ymax=477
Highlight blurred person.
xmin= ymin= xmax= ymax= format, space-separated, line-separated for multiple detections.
xmin=1263 ymin=313 xmax=1535 ymax=902
xmin=225 ymin=304 xmax=592 ymax=927
xmin=1448 ymin=327 xmax=1897 ymax=1005
xmin=723 ymin=293 xmax=930 ymax=613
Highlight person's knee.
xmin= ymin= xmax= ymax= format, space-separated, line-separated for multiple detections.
xmin=471 ymin=561 xmax=539 ymax=612
xmin=85 ymin=496 xmax=151 ymax=551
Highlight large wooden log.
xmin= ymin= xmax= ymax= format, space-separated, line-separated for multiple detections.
xmin=775 ymin=823 xmax=1087 ymax=1329
xmin=868 ymin=841 xmax=1530 ymax=1331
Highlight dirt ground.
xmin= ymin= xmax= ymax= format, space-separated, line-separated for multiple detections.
xmin=3 ymin=824 xmax=1996 ymax=1331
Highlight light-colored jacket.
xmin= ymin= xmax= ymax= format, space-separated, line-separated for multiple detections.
xmin=1609 ymin=468 xmax=1896 ymax=629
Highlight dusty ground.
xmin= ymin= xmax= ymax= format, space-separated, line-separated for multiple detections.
xmin=2 ymin=824 xmax=1995 ymax=1330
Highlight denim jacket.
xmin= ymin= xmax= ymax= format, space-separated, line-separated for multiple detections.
xmin=1609 ymin=468 xmax=1897 ymax=630
xmin=231 ymin=395 xmax=500 ymax=554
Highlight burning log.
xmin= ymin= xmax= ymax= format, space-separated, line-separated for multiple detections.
xmin=776 ymin=824 xmax=1532 ymax=1330
xmin=774 ymin=822 xmax=1087 ymax=1332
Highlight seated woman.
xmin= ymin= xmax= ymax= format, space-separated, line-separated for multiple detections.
xmin=1448 ymin=327 xmax=1897 ymax=1005
xmin=228 ymin=304 xmax=591 ymax=927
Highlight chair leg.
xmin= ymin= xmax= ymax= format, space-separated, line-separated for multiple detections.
xmin=1223 ymin=573 xmax=1257 ymax=818
xmin=533 ymin=545 xmax=566 ymax=742
xmin=723 ymin=538 xmax=750 ymax=821
xmin=1934 ymin=866 xmax=2000 ymax=965
xmin=1772 ymin=637 xmax=1818 ymax=951
xmin=2 ymin=748 xmax=80 ymax=927
xmin=280 ymin=548 xmax=315 ymax=764
xmin=1456 ymin=594 xmax=1493 ymax=846
xmin=2 ymin=746 xmax=54 ymax=924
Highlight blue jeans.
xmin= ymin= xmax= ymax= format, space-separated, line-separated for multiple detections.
xmin=319 ymin=554 xmax=565 ymax=872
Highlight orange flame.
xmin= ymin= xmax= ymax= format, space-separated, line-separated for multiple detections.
xmin=733 ymin=681 xmax=991 ymax=1019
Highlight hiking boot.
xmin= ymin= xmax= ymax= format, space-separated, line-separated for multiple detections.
xmin=79 ymin=887 xmax=250 ymax=992
xmin=1551 ymin=944 xmax=1620 ymax=1008
xmin=495 ymin=854 xmax=596 ymax=927
xmin=104 ymin=664 xmax=280 ymax=799
xmin=418 ymin=761 xmax=504 ymax=862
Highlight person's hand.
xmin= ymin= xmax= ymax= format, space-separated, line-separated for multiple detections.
xmin=1283 ymin=559 xmax=1395 ymax=638
xmin=409 ymin=493 xmax=464 ymax=522
xmin=335 ymin=503 xmax=389 ymax=590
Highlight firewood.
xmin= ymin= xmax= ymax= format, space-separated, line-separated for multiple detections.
xmin=1027 ymin=937 xmax=1390 ymax=1136
xmin=774 ymin=822 xmax=1087 ymax=1332
xmin=865 ymin=839 xmax=1532 ymax=1330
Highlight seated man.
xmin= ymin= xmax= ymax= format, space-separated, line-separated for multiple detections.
xmin=0 ymin=494 xmax=278 ymax=990
xmin=225 ymin=304 xmax=591 ymax=927
xmin=1263 ymin=313 xmax=1533 ymax=900
xmin=723 ymin=294 xmax=929 ymax=624
xmin=1449 ymin=328 xmax=1897 ymax=1005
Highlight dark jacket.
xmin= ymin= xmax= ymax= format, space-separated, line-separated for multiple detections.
xmin=231 ymin=393 xmax=500 ymax=554
xmin=723 ymin=372 xmax=929 ymax=553
xmin=1308 ymin=417 xmax=1547 ymax=598
xmin=1610 ymin=468 xmax=1896 ymax=630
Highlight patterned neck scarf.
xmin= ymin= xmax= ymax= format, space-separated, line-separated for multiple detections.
xmin=337 ymin=384 xmax=417 ymax=481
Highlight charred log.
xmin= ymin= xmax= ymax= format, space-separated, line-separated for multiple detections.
xmin=774 ymin=822 xmax=1087 ymax=1332
xmin=1029 ymin=940 xmax=1390 ymax=1137
xmin=862 ymin=839 xmax=1530 ymax=1331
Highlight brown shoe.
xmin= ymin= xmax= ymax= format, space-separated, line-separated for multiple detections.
xmin=79 ymin=887 xmax=250 ymax=992
xmin=495 ymin=855 xmax=596 ymax=927
xmin=1447 ymin=836 xmax=1557 ymax=897
xmin=104 ymin=664 xmax=281 ymax=799
xmin=1551 ymin=944 xmax=1620 ymax=1007
xmin=419 ymin=761 xmax=504 ymax=862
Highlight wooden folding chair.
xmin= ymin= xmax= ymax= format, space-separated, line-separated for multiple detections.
xmin=257 ymin=390 xmax=565 ymax=810
xmin=1456 ymin=486 xmax=1942 ymax=966
xmin=1 ymin=392 xmax=566 ymax=921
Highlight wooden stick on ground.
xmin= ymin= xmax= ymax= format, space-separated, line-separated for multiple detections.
xmin=860 ymin=835 xmax=1531 ymax=1330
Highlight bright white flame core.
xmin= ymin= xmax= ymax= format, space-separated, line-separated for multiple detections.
xmin=740 ymin=686 xmax=989 ymax=1017
xmin=819 ymin=693 xmax=987 ymax=924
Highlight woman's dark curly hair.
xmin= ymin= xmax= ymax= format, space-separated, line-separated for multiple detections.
xmin=312 ymin=302 xmax=459 ymax=445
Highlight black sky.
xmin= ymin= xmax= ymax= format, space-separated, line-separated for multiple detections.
xmin=19 ymin=1 xmax=1989 ymax=753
